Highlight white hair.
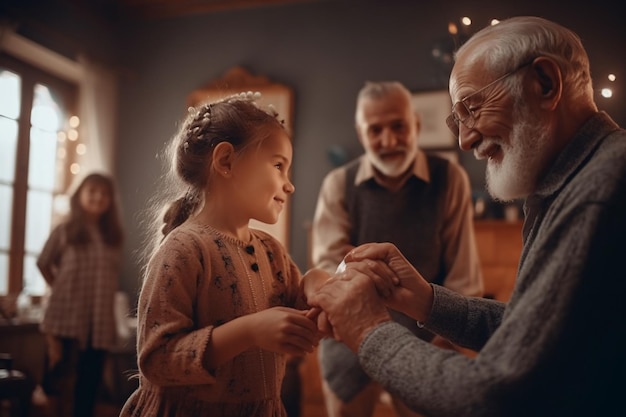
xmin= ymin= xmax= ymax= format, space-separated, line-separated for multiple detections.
xmin=455 ymin=16 xmax=594 ymax=104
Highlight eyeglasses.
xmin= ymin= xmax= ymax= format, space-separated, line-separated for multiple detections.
xmin=445 ymin=59 xmax=535 ymax=138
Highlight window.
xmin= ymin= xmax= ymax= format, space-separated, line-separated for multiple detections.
xmin=0 ymin=53 xmax=79 ymax=297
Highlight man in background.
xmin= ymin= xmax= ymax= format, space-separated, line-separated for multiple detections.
xmin=311 ymin=81 xmax=483 ymax=417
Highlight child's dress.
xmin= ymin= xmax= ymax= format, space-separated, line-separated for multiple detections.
xmin=39 ymin=224 xmax=120 ymax=350
xmin=120 ymin=222 xmax=304 ymax=417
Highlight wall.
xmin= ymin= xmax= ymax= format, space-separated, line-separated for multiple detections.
xmin=112 ymin=0 xmax=626 ymax=304
xmin=5 ymin=0 xmax=625 ymax=306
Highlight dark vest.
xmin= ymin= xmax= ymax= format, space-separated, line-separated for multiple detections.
xmin=345 ymin=155 xmax=450 ymax=338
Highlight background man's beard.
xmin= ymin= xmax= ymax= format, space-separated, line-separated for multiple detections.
xmin=486 ymin=104 xmax=549 ymax=202
xmin=367 ymin=145 xmax=417 ymax=177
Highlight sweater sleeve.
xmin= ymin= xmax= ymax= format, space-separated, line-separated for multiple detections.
xmin=358 ymin=195 xmax=626 ymax=417
xmin=36 ymin=224 xmax=65 ymax=285
xmin=425 ymin=285 xmax=505 ymax=351
xmin=136 ymin=229 xmax=216 ymax=386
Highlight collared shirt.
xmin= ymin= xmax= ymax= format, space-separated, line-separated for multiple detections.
xmin=311 ymin=148 xmax=483 ymax=297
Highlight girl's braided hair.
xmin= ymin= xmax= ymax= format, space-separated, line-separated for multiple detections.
xmin=139 ymin=91 xmax=286 ymax=265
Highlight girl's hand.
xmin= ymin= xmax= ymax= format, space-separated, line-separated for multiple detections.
xmin=306 ymin=307 xmax=333 ymax=337
xmin=251 ymin=306 xmax=320 ymax=356
xmin=300 ymin=268 xmax=332 ymax=304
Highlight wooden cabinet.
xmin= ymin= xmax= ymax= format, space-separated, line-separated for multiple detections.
xmin=0 ymin=320 xmax=46 ymax=385
xmin=473 ymin=220 xmax=523 ymax=302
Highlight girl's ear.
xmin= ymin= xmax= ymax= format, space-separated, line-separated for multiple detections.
xmin=212 ymin=142 xmax=235 ymax=176
xmin=530 ymin=57 xmax=562 ymax=111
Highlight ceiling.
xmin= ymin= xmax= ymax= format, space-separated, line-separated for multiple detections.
xmin=113 ymin=0 xmax=327 ymax=20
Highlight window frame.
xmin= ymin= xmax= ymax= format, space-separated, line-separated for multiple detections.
xmin=0 ymin=52 xmax=78 ymax=296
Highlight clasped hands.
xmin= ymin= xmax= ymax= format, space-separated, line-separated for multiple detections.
xmin=305 ymin=242 xmax=434 ymax=352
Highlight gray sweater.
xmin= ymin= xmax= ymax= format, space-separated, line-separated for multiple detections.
xmin=359 ymin=112 xmax=626 ymax=417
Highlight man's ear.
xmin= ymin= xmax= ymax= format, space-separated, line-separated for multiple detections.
xmin=212 ymin=142 xmax=235 ymax=176
xmin=355 ymin=124 xmax=367 ymax=146
xmin=530 ymin=57 xmax=562 ymax=111
xmin=414 ymin=113 xmax=422 ymax=135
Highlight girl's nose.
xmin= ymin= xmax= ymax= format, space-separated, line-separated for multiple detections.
xmin=285 ymin=180 xmax=295 ymax=194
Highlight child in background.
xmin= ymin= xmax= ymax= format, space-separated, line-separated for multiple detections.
xmin=120 ymin=92 xmax=323 ymax=417
xmin=38 ymin=172 xmax=124 ymax=417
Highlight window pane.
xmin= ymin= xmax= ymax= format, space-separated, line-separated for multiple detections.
xmin=25 ymin=189 xmax=53 ymax=254
xmin=24 ymin=189 xmax=50 ymax=297
xmin=0 ymin=252 xmax=8 ymax=294
xmin=0 ymin=185 xmax=12 ymax=250
xmin=23 ymin=253 xmax=46 ymax=296
xmin=29 ymin=127 xmax=59 ymax=191
xmin=31 ymin=84 xmax=62 ymax=132
xmin=0 ymin=117 xmax=18 ymax=182
xmin=0 ymin=69 xmax=21 ymax=119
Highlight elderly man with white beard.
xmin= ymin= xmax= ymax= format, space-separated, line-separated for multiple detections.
xmin=310 ymin=80 xmax=483 ymax=417
xmin=308 ymin=16 xmax=626 ymax=417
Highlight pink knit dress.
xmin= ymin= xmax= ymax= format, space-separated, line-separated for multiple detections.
xmin=120 ymin=222 xmax=304 ymax=416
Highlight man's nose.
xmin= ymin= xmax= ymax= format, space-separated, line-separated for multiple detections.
xmin=458 ymin=124 xmax=480 ymax=152
xmin=379 ymin=129 xmax=398 ymax=148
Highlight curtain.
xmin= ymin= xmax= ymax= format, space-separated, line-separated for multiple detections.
xmin=76 ymin=55 xmax=118 ymax=176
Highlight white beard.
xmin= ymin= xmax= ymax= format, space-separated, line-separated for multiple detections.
xmin=485 ymin=101 xmax=552 ymax=201
xmin=365 ymin=144 xmax=418 ymax=178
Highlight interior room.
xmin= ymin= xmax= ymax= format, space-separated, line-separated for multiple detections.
xmin=1 ymin=0 xmax=624 ymax=416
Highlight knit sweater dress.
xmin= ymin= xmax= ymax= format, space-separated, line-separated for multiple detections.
xmin=120 ymin=222 xmax=303 ymax=417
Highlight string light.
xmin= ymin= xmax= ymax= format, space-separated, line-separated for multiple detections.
xmin=436 ymin=17 xmax=620 ymax=106
xmin=599 ymin=74 xmax=617 ymax=99
xmin=68 ymin=129 xmax=78 ymax=141
xmin=69 ymin=115 xmax=80 ymax=128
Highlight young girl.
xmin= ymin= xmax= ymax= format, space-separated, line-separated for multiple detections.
xmin=120 ymin=92 xmax=322 ymax=417
xmin=37 ymin=172 xmax=124 ymax=417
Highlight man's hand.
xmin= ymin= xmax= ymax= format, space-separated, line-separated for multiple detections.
xmin=308 ymin=270 xmax=392 ymax=352
xmin=345 ymin=242 xmax=434 ymax=323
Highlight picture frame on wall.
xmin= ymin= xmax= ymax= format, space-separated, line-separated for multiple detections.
xmin=412 ymin=89 xmax=456 ymax=150
xmin=427 ymin=148 xmax=459 ymax=163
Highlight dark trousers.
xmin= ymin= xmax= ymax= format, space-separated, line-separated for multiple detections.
xmin=281 ymin=356 xmax=303 ymax=417
xmin=42 ymin=337 xmax=106 ymax=417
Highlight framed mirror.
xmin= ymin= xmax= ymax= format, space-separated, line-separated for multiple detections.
xmin=187 ymin=66 xmax=295 ymax=248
